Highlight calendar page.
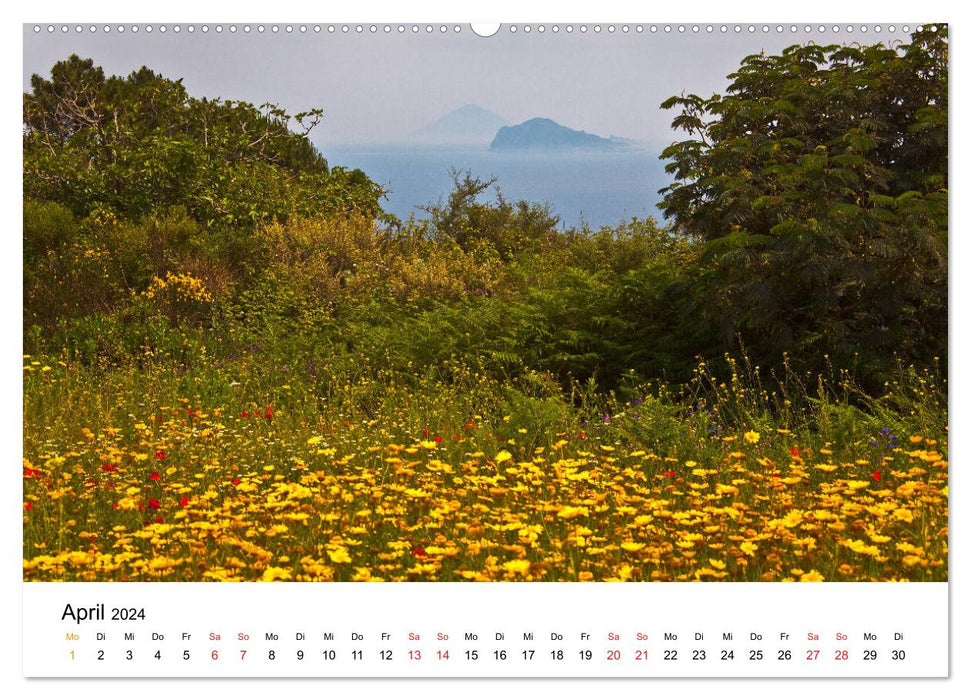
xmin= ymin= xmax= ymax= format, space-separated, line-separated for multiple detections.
xmin=17 ymin=2 xmax=953 ymax=693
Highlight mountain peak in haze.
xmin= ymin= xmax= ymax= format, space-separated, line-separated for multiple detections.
xmin=490 ymin=118 xmax=629 ymax=152
xmin=410 ymin=104 xmax=509 ymax=145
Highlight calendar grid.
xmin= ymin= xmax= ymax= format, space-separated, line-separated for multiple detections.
xmin=24 ymin=582 xmax=948 ymax=678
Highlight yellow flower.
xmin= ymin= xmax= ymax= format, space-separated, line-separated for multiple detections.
xmin=260 ymin=567 xmax=292 ymax=582
xmin=800 ymin=570 xmax=825 ymax=582
xmin=743 ymin=430 xmax=761 ymax=444
xmin=739 ymin=541 xmax=758 ymax=556
xmin=326 ymin=546 xmax=352 ymax=564
xmin=494 ymin=450 xmax=512 ymax=464
xmin=503 ymin=559 xmax=531 ymax=575
xmin=841 ymin=539 xmax=881 ymax=557
xmin=893 ymin=508 xmax=914 ymax=523
xmin=351 ymin=567 xmax=378 ymax=582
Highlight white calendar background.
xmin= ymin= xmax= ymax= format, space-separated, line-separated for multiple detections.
xmin=5 ymin=0 xmax=965 ymax=697
xmin=24 ymin=582 xmax=948 ymax=678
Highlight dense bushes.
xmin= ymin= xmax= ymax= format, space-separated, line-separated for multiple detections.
xmin=23 ymin=56 xmax=383 ymax=226
xmin=23 ymin=183 xmax=945 ymax=398
xmin=23 ymin=31 xmax=947 ymax=403
xmin=22 ymin=194 xmax=703 ymax=388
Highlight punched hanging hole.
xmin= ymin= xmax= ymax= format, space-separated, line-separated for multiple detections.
xmin=471 ymin=23 xmax=501 ymax=37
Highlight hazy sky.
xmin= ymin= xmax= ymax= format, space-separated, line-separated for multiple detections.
xmin=23 ymin=24 xmax=914 ymax=148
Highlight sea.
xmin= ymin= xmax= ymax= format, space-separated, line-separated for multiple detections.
xmin=323 ymin=144 xmax=672 ymax=230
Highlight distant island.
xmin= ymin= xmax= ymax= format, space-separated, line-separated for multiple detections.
xmin=490 ymin=117 xmax=630 ymax=152
xmin=409 ymin=104 xmax=509 ymax=145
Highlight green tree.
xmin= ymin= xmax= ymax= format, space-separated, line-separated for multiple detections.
xmin=659 ymin=28 xmax=947 ymax=379
xmin=421 ymin=169 xmax=560 ymax=258
xmin=23 ymin=55 xmax=383 ymax=225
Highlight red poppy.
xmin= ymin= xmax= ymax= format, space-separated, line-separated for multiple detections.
xmin=453 ymin=434 xmax=461 ymax=442
xmin=23 ymin=468 xmax=39 ymax=479
xmin=187 ymin=408 xmax=194 ymax=416
xmin=102 ymin=463 xmax=118 ymax=473
xmin=663 ymin=470 xmax=675 ymax=478
xmin=155 ymin=516 xmax=164 ymax=524
xmin=434 ymin=436 xmax=442 ymax=443
xmin=240 ymin=412 xmax=250 ymax=418
xmin=231 ymin=477 xmax=242 ymax=486
xmin=790 ymin=448 xmax=800 ymax=456
xmin=149 ymin=471 xmax=160 ymax=481
xmin=412 ymin=546 xmax=426 ymax=557
xmin=179 ymin=497 xmax=190 ymax=507
xmin=264 ymin=406 xmax=274 ymax=420
xmin=871 ymin=470 xmax=881 ymax=481
xmin=154 ymin=450 xmax=167 ymax=460
xmin=148 ymin=498 xmax=161 ymax=510
xmin=24 ymin=502 xmax=32 ymax=511
xmin=422 ymin=428 xmax=430 ymax=437
xmin=579 ymin=432 xmax=587 ymax=439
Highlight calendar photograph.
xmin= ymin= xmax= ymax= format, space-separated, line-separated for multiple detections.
xmin=22 ymin=22 xmax=948 ymax=585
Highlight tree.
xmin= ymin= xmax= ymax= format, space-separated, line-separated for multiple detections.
xmin=659 ymin=27 xmax=947 ymax=379
xmin=23 ymin=55 xmax=383 ymax=225
xmin=420 ymin=169 xmax=560 ymax=258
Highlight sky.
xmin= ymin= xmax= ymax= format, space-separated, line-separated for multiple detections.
xmin=23 ymin=23 xmax=915 ymax=147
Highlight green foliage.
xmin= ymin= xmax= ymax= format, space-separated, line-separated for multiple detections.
xmin=23 ymin=55 xmax=383 ymax=225
xmin=420 ymin=170 xmax=561 ymax=258
xmin=23 ymin=199 xmax=77 ymax=265
xmin=23 ymin=34 xmax=947 ymax=455
xmin=659 ymin=28 xmax=948 ymax=378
